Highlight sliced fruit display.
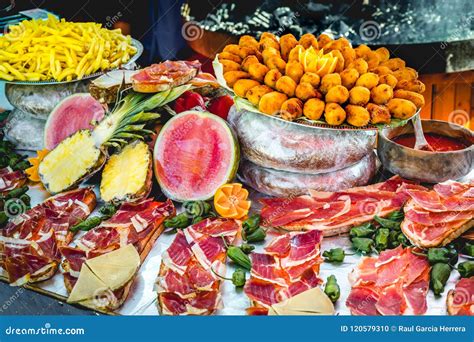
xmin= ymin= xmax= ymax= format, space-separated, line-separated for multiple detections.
xmin=214 ymin=183 xmax=251 ymax=219
xmin=299 ymin=47 xmax=337 ymax=76
xmin=100 ymin=140 xmax=152 ymax=203
xmin=154 ymin=110 xmax=239 ymax=202
xmin=44 ymin=93 xmax=105 ymax=150
xmin=25 ymin=149 xmax=49 ymax=182
xmin=39 ymin=84 xmax=191 ymax=194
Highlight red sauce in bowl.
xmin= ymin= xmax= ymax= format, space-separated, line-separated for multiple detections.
xmin=392 ymin=133 xmax=469 ymax=152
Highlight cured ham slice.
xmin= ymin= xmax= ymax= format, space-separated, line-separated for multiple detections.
xmin=0 ymin=188 xmax=96 ymax=285
xmin=261 ymin=176 xmax=422 ymax=236
xmin=245 ymin=230 xmax=323 ymax=314
xmin=0 ymin=167 xmax=26 ymax=193
xmin=402 ymin=181 xmax=474 ymax=248
xmin=61 ymin=199 xmax=174 ymax=301
xmin=346 ymin=246 xmax=430 ymax=315
xmin=156 ymin=218 xmax=240 ymax=315
xmin=447 ymin=277 xmax=474 ymax=316
xmin=132 ymin=60 xmax=200 ymax=93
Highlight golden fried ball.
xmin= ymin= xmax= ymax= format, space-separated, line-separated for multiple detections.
xmin=395 ymin=79 xmax=426 ymax=93
xmin=218 ymin=52 xmax=242 ymax=64
xmin=280 ymin=98 xmax=304 ymax=120
xmin=324 ymin=103 xmax=346 ymax=126
xmin=317 ymin=33 xmax=333 ymax=48
xmin=248 ymin=63 xmax=269 ymax=82
xmin=363 ymin=50 xmax=380 ymax=70
xmin=340 ymin=68 xmax=359 ymax=89
xmin=288 ymin=45 xmax=305 ymax=62
xmin=221 ymin=59 xmax=241 ymax=73
xmin=303 ymin=98 xmax=325 ymax=120
xmin=238 ymin=46 xmax=259 ymax=60
xmin=371 ymin=66 xmax=392 ymax=76
xmin=285 ymin=60 xmax=304 ymax=83
xmin=295 ymin=82 xmax=318 ymax=101
xmin=275 ymin=75 xmax=297 ymax=97
xmin=233 ymin=79 xmax=261 ymax=97
xmin=341 ymin=46 xmax=357 ymax=69
xmin=300 ymin=72 xmax=320 ymax=87
xmin=262 ymin=47 xmax=281 ymax=64
xmin=260 ymin=32 xmax=278 ymax=43
xmin=224 ymin=71 xmax=251 ymax=87
xmin=393 ymin=67 xmax=418 ymax=82
xmin=349 ymin=86 xmax=371 ymax=106
xmin=387 ymin=98 xmax=417 ymax=119
xmin=366 ymin=103 xmax=391 ymax=124
xmin=299 ymin=33 xmax=319 ymax=49
xmin=280 ymin=34 xmax=298 ymax=61
xmin=370 ymin=84 xmax=394 ymax=105
xmin=379 ymin=74 xmax=398 ymax=88
xmin=258 ymin=91 xmax=288 ymax=115
xmin=325 ymin=85 xmax=349 ymax=104
xmin=375 ymin=47 xmax=390 ymax=63
xmin=393 ymin=89 xmax=425 ymax=108
xmin=266 ymin=56 xmax=287 ymax=74
xmin=239 ymin=35 xmax=259 ymax=49
xmin=246 ymin=85 xmax=273 ymax=106
xmin=241 ymin=55 xmax=260 ymax=72
xmin=346 ymin=104 xmax=371 ymax=127
xmin=264 ymin=69 xmax=282 ymax=88
xmin=259 ymin=38 xmax=280 ymax=51
xmin=348 ymin=58 xmax=369 ymax=75
xmin=354 ymin=44 xmax=371 ymax=58
xmin=380 ymin=57 xmax=406 ymax=71
xmin=223 ymin=44 xmax=241 ymax=56
xmin=320 ymin=73 xmax=342 ymax=94
xmin=356 ymin=72 xmax=379 ymax=89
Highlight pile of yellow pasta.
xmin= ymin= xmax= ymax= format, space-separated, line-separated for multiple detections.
xmin=0 ymin=15 xmax=137 ymax=82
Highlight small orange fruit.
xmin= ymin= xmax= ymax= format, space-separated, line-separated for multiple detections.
xmin=25 ymin=149 xmax=49 ymax=182
xmin=214 ymin=183 xmax=251 ymax=219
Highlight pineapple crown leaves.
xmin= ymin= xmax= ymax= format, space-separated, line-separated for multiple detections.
xmin=92 ymin=84 xmax=193 ymax=147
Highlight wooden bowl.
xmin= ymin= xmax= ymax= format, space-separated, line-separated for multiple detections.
xmin=378 ymin=120 xmax=473 ymax=183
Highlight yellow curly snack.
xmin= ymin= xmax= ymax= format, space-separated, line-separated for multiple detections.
xmin=0 ymin=15 xmax=137 ymax=81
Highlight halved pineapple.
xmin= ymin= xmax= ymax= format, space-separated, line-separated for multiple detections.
xmin=38 ymin=130 xmax=105 ymax=193
xmin=100 ymin=141 xmax=152 ymax=203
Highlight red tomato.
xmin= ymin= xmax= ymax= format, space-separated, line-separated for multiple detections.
xmin=207 ymin=95 xmax=234 ymax=120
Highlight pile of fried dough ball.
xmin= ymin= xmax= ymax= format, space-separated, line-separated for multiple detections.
xmin=219 ymin=32 xmax=425 ymax=127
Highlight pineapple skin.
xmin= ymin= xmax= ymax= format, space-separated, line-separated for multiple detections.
xmin=100 ymin=140 xmax=153 ymax=203
xmin=38 ymin=130 xmax=106 ymax=194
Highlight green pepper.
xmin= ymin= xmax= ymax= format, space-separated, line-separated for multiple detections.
xmin=375 ymin=228 xmax=390 ymax=251
xmin=12 ymin=160 xmax=30 ymax=171
xmin=70 ymin=216 xmax=102 ymax=233
xmin=430 ymin=263 xmax=451 ymax=296
xmin=374 ymin=215 xmax=401 ymax=230
xmin=245 ymin=227 xmax=266 ymax=243
xmin=349 ymin=223 xmax=375 ymax=240
xmin=463 ymin=243 xmax=474 ymax=257
xmin=192 ymin=216 xmax=203 ymax=224
xmin=427 ymin=247 xmax=458 ymax=266
xmin=4 ymin=186 xmax=28 ymax=200
xmin=243 ymin=214 xmax=261 ymax=234
xmin=99 ymin=203 xmax=118 ymax=219
xmin=397 ymin=232 xmax=410 ymax=247
xmin=227 ymin=246 xmax=252 ymax=270
xmin=387 ymin=210 xmax=404 ymax=221
xmin=351 ymin=237 xmax=375 ymax=254
xmin=164 ymin=213 xmax=190 ymax=229
xmin=232 ymin=269 xmax=246 ymax=287
xmin=240 ymin=243 xmax=255 ymax=254
xmin=458 ymin=261 xmax=474 ymax=278
xmin=388 ymin=230 xmax=401 ymax=248
xmin=0 ymin=211 xmax=8 ymax=226
xmin=323 ymin=248 xmax=345 ymax=263
xmin=183 ymin=201 xmax=210 ymax=217
xmin=19 ymin=194 xmax=30 ymax=207
xmin=324 ymin=275 xmax=340 ymax=303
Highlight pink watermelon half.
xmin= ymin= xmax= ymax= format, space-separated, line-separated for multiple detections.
xmin=44 ymin=93 xmax=105 ymax=149
xmin=154 ymin=110 xmax=239 ymax=202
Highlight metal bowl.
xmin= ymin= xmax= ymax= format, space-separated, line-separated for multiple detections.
xmin=378 ymin=120 xmax=473 ymax=183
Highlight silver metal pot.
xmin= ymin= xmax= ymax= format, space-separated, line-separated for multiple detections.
xmin=378 ymin=120 xmax=473 ymax=183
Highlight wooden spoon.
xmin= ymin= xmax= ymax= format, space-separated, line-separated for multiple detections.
xmin=413 ymin=113 xmax=435 ymax=151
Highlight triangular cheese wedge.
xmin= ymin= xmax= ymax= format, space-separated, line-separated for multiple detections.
xmin=269 ymin=287 xmax=335 ymax=315
xmin=67 ymin=264 xmax=108 ymax=303
xmin=85 ymin=244 xmax=140 ymax=290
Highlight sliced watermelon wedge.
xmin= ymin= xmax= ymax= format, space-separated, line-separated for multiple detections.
xmin=44 ymin=93 xmax=105 ymax=149
xmin=154 ymin=111 xmax=239 ymax=202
